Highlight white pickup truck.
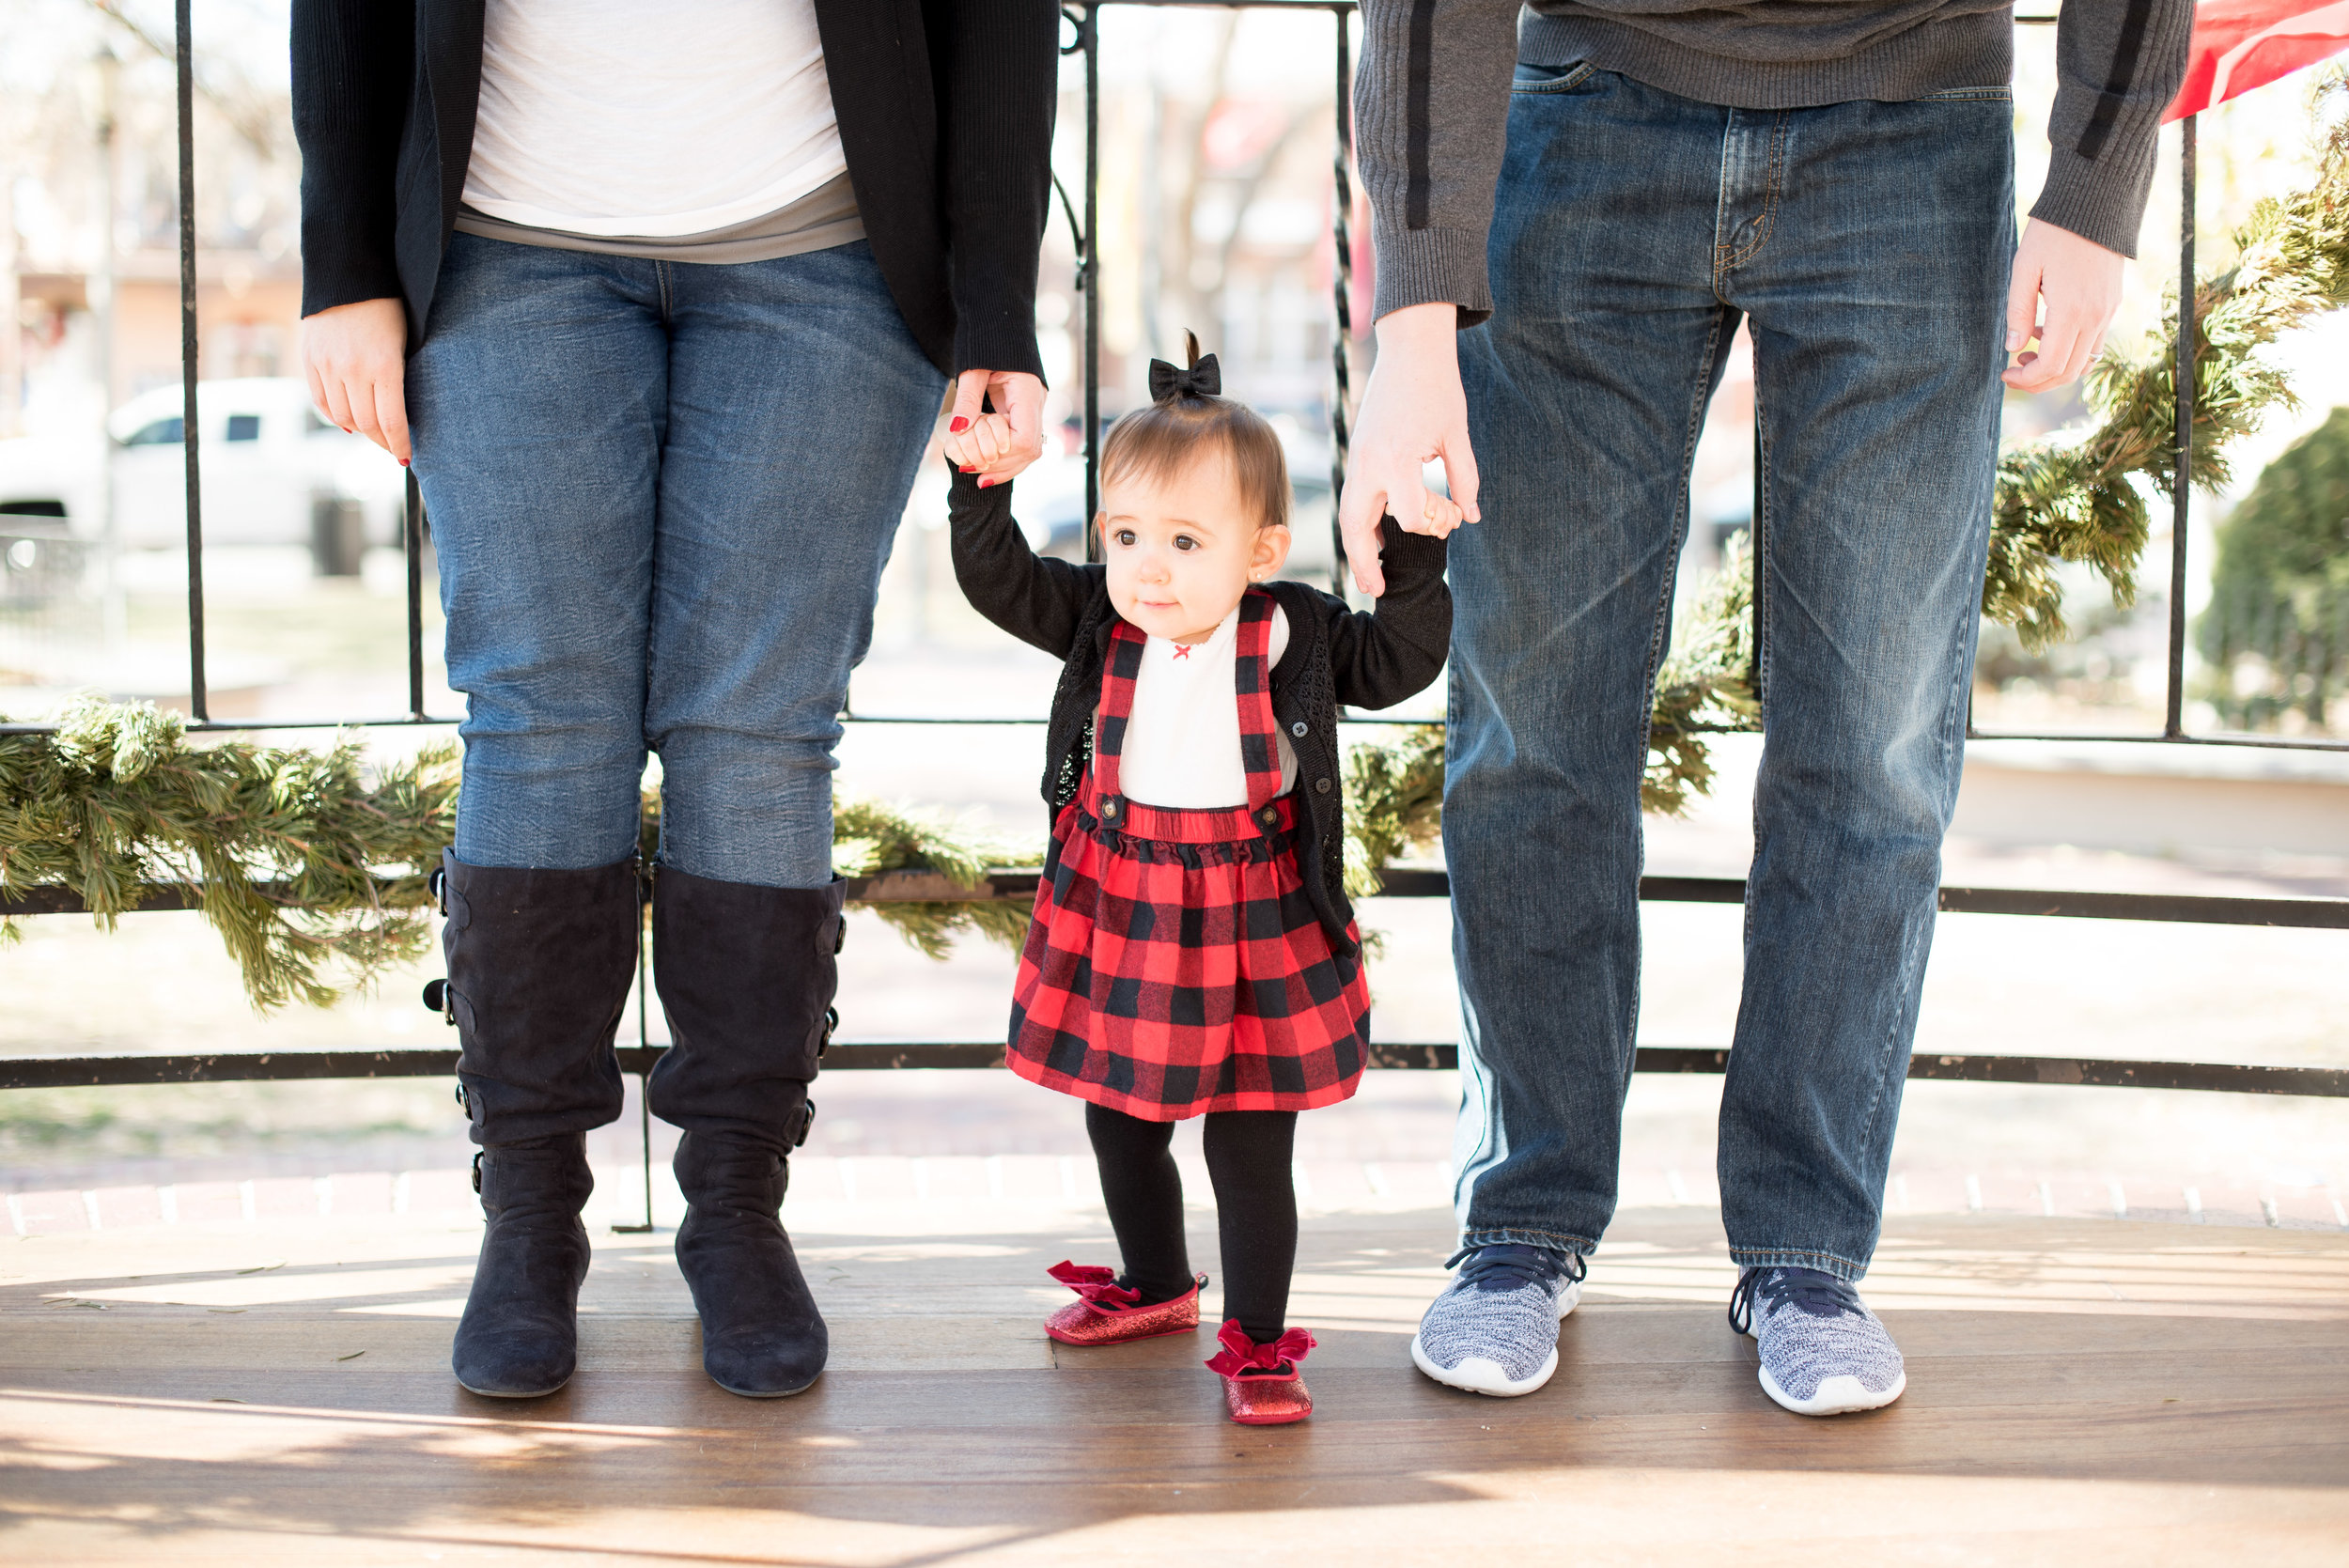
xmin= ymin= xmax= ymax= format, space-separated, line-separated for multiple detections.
xmin=0 ymin=378 xmax=409 ymax=568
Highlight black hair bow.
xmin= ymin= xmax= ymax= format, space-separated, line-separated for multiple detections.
xmin=1147 ymin=352 xmax=1221 ymax=402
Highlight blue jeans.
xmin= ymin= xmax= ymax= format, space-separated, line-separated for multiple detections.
xmin=408 ymin=236 xmax=942 ymax=887
xmin=1446 ymin=65 xmax=2015 ymax=1280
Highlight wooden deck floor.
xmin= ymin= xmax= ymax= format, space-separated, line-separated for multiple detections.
xmin=4 ymin=1186 xmax=2346 ymax=1566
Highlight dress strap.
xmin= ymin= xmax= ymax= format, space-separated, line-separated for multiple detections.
xmin=1088 ymin=618 xmax=1148 ymax=826
xmin=1235 ymin=589 xmax=1283 ymax=815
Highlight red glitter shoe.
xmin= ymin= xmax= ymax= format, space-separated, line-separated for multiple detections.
xmin=1206 ymin=1319 xmax=1316 ymax=1425
xmin=1043 ymin=1261 xmax=1206 ymax=1346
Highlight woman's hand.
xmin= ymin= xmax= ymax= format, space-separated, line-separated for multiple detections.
xmin=302 ymin=297 xmax=411 ymax=464
xmin=941 ymin=367 xmax=1046 ymax=488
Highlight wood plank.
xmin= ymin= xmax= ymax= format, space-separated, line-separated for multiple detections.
xmin=3 ymin=1204 xmax=2346 ymax=1565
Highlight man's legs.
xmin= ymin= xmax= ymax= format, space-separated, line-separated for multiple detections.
xmin=1419 ymin=65 xmax=1741 ymax=1396
xmin=1447 ymin=65 xmax=1739 ymax=1261
xmin=641 ymin=240 xmax=942 ymax=1395
xmin=1717 ymin=92 xmax=2014 ymax=1277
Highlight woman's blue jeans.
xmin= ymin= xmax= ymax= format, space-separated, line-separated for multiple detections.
xmin=408 ymin=236 xmax=942 ymax=888
xmin=1446 ymin=65 xmax=2015 ymax=1281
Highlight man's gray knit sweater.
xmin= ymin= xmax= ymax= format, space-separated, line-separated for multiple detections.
xmin=1356 ymin=0 xmax=2193 ymax=324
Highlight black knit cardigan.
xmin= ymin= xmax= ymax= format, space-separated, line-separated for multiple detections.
xmin=946 ymin=469 xmax=1452 ymax=956
xmin=289 ymin=0 xmax=1058 ymax=379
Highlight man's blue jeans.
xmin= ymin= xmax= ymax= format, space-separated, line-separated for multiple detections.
xmin=408 ymin=236 xmax=942 ymax=888
xmin=1447 ymin=65 xmax=2015 ymax=1280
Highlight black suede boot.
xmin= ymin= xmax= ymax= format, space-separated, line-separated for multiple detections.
xmin=433 ymin=851 xmax=640 ymax=1398
xmin=673 ymin=1132 xmax=827 ymax=1396
xmin=648 ymin=866 xmax=844 ymax=1397
xmin=453 ymin=1134 xmax=596 ymax=1397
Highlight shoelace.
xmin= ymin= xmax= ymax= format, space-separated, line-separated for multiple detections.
xmin=1447 ymin=1243 xmax=1587 ymax=1295
xmin=1727 ymin=1266 xmax=1864 ymax=1334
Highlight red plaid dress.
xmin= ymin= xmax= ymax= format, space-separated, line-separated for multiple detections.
xmin=1008 ymin=590 xmax=1371 ymax=1119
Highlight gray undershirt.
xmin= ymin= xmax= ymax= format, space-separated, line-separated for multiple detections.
xmin=453 ymin=170 xmax=864 ymax=264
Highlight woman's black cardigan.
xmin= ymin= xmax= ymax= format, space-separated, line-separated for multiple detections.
xmin=289 ymin=0 xmax=1056 ymax=378
xmin=948 ymin=470 xmax=1451 ymax=958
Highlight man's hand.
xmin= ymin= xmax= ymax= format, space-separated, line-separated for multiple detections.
xmin=301 ymin=297 xmax=411 ymax=464
xmin=1337 ymin=302 xmax=1478 ymax=597
xmin=2003 ymin=220 xmax=2125 ymax=394
xmin=942 ymin=368 xmax=1048 ymax=487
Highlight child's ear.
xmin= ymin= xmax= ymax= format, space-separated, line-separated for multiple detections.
xmin=1250 ymin=523 xmax=1292 ymax=582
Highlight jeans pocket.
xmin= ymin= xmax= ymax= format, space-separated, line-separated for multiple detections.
xmin=1513 ymin=59 xmax=1600 ymax=94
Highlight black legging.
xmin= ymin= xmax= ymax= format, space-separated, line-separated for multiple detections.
xmin=1084 ymin=1101 xmax=1298 ymax=1344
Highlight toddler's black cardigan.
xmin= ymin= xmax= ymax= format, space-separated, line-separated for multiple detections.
xmin=946 ymin=469 xmax=1451 ymax=957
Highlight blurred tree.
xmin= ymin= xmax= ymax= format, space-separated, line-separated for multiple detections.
xmin=2198 ymin=405 xmax=2349 ymax=729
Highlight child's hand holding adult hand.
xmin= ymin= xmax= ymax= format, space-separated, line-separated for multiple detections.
xmin=945 ymin=368 xmax=1046 ymax=488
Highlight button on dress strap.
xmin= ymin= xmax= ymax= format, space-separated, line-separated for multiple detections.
xmin=1235 ymin=590 xmax=1283 ymax=815
xmin=1090 ymin=619 xmax=1148 ymax=815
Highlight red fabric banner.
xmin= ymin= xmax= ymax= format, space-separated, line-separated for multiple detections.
xmin=2168 ymin=0 xmax=2349 ymax=121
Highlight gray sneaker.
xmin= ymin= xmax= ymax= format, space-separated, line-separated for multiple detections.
xmin=1729 ymin=1265 xmax=1906 ymax=1416
xmin=1409 ymin=1244 xmax=1586 ymax=1397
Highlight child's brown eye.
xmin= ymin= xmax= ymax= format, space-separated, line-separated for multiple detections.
xmin=1114 ymin=529 xmax=1136 ymax=547
xmin=1175 ymin=536 xmax=1196 ymax=551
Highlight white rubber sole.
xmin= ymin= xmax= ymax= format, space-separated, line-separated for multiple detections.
xmin=1408 ymin=1278 xmax=1584 ymax=1398
xmin=1756 ymin=1362 xmax=1906 ymax=1417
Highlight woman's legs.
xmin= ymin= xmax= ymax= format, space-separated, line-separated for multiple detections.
xmin=646 ymin=240 xmax=942 ymax=886
xmin=632 ymin=240 xmax=941 ymax=1396
xmin=1204 ymin=1110 xmax=1299 ymax=1344
xmin=406 ymin=236 xmax=671 ymax=1396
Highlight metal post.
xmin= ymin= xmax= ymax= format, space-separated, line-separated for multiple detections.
xmin=2165 ymin=116 xmax=2195 ymax=740
xmin=1082 ymin=5 xmax=1102 ymax=563
xmin=175 ymin=0 xmax=207 ymax=722
xmin=93 ymin=48 xmax=123 ymax=658
xmin=405 ymin=471 xmax=427 ymax=719
xmin=1329 ymin=6 xmax=1354 ymax=598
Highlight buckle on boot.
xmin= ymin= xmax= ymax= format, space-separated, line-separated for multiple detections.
xmin=796 ymin=1099 xmax=817 ymax=1149
xmin=815 ymin=1004 xmax=838 ymax=1060
xmin=471 ymin=1150 xmax=484 ymax=1194
xmin=423 ymin=978 xmax=449 ymax=1017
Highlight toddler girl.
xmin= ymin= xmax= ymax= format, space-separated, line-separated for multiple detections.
xmin=945 ymin=338 xmax=1455 ymax=1423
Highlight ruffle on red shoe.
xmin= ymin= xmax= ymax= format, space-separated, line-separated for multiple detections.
xmin=1204 ymin=1319 xmax=1315 ymax=1377
xmin=1047 ymin=1259 xmax=1141 ymax=1310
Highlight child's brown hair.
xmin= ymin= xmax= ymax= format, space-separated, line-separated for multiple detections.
xmin=1098 ymin=332 xmax=1290 ymax=532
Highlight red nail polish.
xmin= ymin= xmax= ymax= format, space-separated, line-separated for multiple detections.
xmin=950 ymin=417 xmax=970 ymax=433
xmin=398 ymin=458 xmax=410 ymax=467
xmin=961 ymin=466 xmax=977 ymax=474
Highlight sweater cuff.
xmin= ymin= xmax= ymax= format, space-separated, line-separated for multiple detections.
xmin=2027 ymin=145 xmax=2155 ymax=260
xmin=1371 ymin=222 xmax=1495 ymax=331
xmin=953 ymin=316 xmax=1047 ymax=385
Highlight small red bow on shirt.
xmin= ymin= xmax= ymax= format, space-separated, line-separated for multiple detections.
xmin=1172 ymin=644 xmax=1192 ymax=660
xmin=1204 ymin=1318 xmax=1315 ymax=1375
xmin=1047 ymin=1259 xmax=1141 ymax=1309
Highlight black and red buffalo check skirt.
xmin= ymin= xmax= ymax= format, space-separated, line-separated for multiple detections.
xmin=1007 ymin=598 xmax=1370 ymax=1120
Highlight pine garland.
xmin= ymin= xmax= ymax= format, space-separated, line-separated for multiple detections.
xmin=0 ymin=698 xmax=457 ymax=1010
xmin=1337 ymin=79 xmax=2349 ymax=877
xmin=2 ymin=699 xmax=1034 ymax=1008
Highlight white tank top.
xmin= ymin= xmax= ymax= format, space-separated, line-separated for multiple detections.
xmin=1116 ymin=604 xmax=1299 ymax=810
xmin=461 ymin=0 xmax=848 ymax=239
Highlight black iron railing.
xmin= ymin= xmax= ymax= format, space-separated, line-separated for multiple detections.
xmin=1 ymin=2 xmax=2342 ymax=1108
